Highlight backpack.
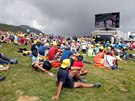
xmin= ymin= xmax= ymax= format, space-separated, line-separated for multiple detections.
xmin=43 ymin=60 xmax=52 ymax=70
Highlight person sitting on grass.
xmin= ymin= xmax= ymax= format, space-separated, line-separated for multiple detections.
xmin=104 ymin=50 xmax=119 ymax=70
xmin=93 ymin=44 xmax=99 ymax=55
xmin=52 ymin=59 xmax=101 ymax=100
xmin=48 ymin=41 xmax=58 ymax=61
xmin=61 ymin=45 xmax=78 ymax=62
xmin=73 ymin=55 xmax=88 ymax=75
xmin=31 ymin=50 xmax=54 ymax=77
xmin=93 ymin=46 xmax=105 ymax=66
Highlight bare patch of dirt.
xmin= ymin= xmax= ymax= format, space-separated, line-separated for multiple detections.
xmin=17 ymin=96 xmax=38 ymax=101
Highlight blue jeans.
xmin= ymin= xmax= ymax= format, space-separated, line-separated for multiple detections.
xmin=0 ymin=53 xmax=11 ymax=64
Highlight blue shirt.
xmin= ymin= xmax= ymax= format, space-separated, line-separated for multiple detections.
xmin=120 ymin=43 xmax=125 ymax=49
xmin=39 ymin=45 xmax=49 ymax=56
xmin=114 ymin=43 xmax=119 ymax=49
xmin=17 ymin=37 xmax=20 ymax=42
xmin=61 ymin=50 xmax=73 ymax=61
xmin=105 ymin=42 xmax=110 ymax=48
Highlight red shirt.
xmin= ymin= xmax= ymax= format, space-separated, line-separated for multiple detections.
xmin=73 ymin=60 xmax=84 ymax=67
xmin=131 ymin=43 xmax=135 ymax=49
xmin=48 ymin=46 xmax=58 ymax=60
xmin=20 ymin=37 xmax=26 ymax=44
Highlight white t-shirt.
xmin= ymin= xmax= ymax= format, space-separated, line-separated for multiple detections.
xmin=32 ymin=54 xmax=39 ymax=65
xmin=81 ymin=42 xmax=87 ymax=49
xmin=104 ymin=55 xmax=116 ymax=68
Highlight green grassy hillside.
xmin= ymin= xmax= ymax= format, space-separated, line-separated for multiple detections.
xmin=0 ymin=23 xmax=26 ymax=33
xmin=0 ymin=23 xmax=43 ymax=34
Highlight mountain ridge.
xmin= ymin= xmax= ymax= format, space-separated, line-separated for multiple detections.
xmin=0 ymin=23 xmax=43 ymax=34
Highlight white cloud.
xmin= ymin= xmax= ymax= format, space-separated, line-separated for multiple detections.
xmin=31 ymin=20 xmax=43 ymax=29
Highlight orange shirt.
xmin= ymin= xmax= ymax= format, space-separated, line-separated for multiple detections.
xmin=94 ymin=52 xmax=104 ymax=65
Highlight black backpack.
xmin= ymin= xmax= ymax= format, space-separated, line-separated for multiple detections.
xmin=43 ymin=60 xmax=52 ymax=70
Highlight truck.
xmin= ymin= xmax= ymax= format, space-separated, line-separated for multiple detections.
xmin=123 ymin=32 xmax=135 ymax=42
xmin=92 ymin=30 xmax=135 ymax=43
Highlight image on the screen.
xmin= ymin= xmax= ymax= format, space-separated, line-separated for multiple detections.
xmin=95 ymin=12 xmax=120 ymax=29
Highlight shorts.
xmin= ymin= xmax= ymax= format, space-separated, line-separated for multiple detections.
xmin=63 ymin=75 xmax=74 ymax=88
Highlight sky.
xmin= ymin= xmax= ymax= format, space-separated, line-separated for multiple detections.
xmin=0 ymin=0 xmax=135 ymax=36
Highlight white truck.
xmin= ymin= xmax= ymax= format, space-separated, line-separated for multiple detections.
xmin=121 ymin=32 xmax=135 ymax=42
xmin=92 ymin=30 xmax=135 ymax=43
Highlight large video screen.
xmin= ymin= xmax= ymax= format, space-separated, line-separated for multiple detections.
xmin=95 ymin=12 xmax=120 ymax=29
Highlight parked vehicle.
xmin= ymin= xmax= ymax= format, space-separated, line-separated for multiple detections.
xmin=92 ymin=30 xmax=135 ymax=43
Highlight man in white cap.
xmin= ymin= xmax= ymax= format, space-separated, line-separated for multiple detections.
xmin=52 ymin=59 xmax=101 ymax=100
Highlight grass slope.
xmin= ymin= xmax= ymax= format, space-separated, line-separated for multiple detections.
xmin=0 ymin=43 xmax=135 ymax=101
xmin=0 ymin=23 xmax=26 ymax=33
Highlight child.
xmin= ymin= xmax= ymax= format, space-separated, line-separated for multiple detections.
xmin=31 ymin=50 xmax=54 ymax=77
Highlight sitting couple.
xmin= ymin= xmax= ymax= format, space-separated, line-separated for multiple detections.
xmin=94 ymin=47 xmax=119 ymax=70
xmin=52 ymin=59 xmax=101 ymax=100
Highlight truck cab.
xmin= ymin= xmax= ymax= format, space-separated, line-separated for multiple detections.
xmin=126 ymin=32 xmax=135 ymax=42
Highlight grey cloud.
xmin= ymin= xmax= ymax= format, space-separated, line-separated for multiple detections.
xmin=0 ymin=0 xmax=135 ymax=36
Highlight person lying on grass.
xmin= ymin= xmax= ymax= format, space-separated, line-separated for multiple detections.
xmin=0 ymin=52 xmax=18 ymax=64
xmin=52 ymin=59 xmax=101 ymax=100
xmin=31 ymin=50 xmax=54 ymax=77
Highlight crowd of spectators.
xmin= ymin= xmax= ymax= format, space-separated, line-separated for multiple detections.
xmin=0 ymin=30 xmax=135 ymax=99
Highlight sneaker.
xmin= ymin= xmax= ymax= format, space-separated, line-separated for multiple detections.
xmin=0 ymin=76 xmax=6 ymax=81
xmin=93 ymin=83 xmax=101 ymax=88
xmin=14 ymin=59 xmax=18 ymax=64
xmin=10 ymin=59 xmax=18 ymax=64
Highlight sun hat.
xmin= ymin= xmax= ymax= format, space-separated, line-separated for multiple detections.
xmin=61 ymin=59 xmax=70 ymax=68
xmin=107 ymin=47 xmax=111 ymax=50
xmin=82 ymin=40 xmax=84 ymax=42
xmin=53 ymin=42 xmax=57 ymax=46
xmin=99 ymin=46 xmax=104 ymax=50
xmin=34 ymin=40 xmax=37 ymax=44
xmin=91 ymin=45 xmax=94 ymax=48
xmin=95 ymin=44 xmax=98 ymax=46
